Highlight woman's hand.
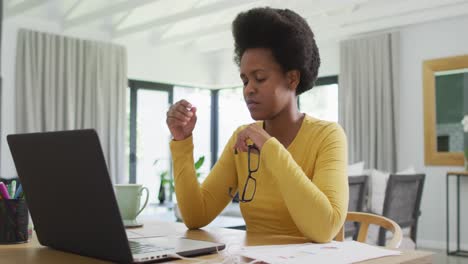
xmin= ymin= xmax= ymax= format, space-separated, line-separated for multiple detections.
xmin=166 ymin=100 xmax=197 ymax=141
xmin=234 ymin=123 xmax=271 ymax=153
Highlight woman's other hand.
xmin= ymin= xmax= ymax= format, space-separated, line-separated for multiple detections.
xmin=166 ymin=100 xmax=197 ymax=141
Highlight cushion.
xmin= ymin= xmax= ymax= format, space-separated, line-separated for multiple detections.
xmin=359 ymin=166 xmax=418 ymax=246
xmin=366 ymin=225 xmax=415 ymax=249
xmin=348 ymin=161 xmax=365 ymax=176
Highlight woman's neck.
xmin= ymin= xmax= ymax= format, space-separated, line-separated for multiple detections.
xmin=264 ymin=107 xmax=304 ymax=147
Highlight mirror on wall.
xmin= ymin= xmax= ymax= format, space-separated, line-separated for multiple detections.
xmin=424 ymin=55 xmax=468 ymax=166
xmin=435 ymin=69 xmax=468 ymax=152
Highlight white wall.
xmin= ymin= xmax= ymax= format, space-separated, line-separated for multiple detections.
xmin=317 ymin=40 xmax=340 ymax=77
xmin=399 ymin=15 xmax=468 ymax=249
xmin=116 ymin=35 xmax=219 ymax=88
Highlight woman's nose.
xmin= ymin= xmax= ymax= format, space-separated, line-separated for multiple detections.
xmin=244 ymin=82 xmax=256 ymax=95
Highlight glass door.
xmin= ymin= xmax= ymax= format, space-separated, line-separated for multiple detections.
xmin=128 ymin=80 xmax=173 ymax=204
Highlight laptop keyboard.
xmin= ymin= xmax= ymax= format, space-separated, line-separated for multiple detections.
xmin=129 ymin=240 xmax=174 ymax=255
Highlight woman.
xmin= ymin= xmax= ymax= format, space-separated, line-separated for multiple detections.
xmin=166 ymin=7 xmax=348 ymax=243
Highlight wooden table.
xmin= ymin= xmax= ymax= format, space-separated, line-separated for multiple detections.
xmin=446 ymin=171 xmax=468 ymax=256
xmin=0 ymin=221 xmax=433 ymax=263
xmin=138 ymin=204 xmax=246 ymax=229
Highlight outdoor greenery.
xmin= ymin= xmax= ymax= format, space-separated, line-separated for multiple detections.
xmin=155 ymin=156 xmax=205 ymax=203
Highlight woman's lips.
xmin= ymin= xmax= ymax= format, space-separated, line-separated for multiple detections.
xmin=246 ymin=100 xmax=260 ymax=111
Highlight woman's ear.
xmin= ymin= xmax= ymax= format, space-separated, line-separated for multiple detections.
xmin=286 ymin=70 xmax=301 ymax=92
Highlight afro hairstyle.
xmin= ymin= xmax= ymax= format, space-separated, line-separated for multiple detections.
xmin=232 ymin=7 xmax=320 ymax=95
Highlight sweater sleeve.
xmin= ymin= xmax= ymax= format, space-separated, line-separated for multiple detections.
xmin=170 ymin=133 xmax=238 ymax=229
xmin=261 ymin=123 xmax=348 ymax=242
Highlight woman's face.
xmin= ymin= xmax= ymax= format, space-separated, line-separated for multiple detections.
xmin=240 ymin=48 xmax=297 ymax=121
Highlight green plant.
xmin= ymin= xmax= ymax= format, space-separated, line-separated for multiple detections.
xmin=194 ymin=156 xmax=205 ymax=179
xmin=154 ymin=156 xmax=205 ymax=203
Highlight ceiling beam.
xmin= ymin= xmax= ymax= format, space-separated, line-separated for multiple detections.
xmin=113 ymin=0 xmax=262 ymax=39
xmin=63 ymin=0 xmax=160 ymax=30
xmin=147 ymin=0 xmax=204 ymax=43
xmin=148 ymin=0 xmax=365 ymax=47
xmin=5 ymin=0 xmax=49 ymax=18
xmin=113 ymin=10 xmax=134 ymax=29
xmin=63 ymin=0 xmax=83 ymax=20
xmin=159 ymin=0 xmax=204 ymax=35
xmin=341 ymin=0 xmax=468 ymax=27
xmin=315 ymin=0 xmax=468 ymax=43
xmin=196 ymin=36 xmax=233 ymax=53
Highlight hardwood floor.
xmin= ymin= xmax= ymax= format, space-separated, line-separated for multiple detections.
xmin=422 ymin=248 xmax=468 ymax=264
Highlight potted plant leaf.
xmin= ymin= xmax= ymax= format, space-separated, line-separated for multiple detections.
xmin=154 ymin=156 xmax=205 ymax=206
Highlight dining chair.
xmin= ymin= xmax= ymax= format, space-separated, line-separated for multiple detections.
xmin=378 ymin=174 xmax=425 ymax=247
xmin=335 ymin=211 xmax=403 ymax=249
xmin=346 ymin=175 xmax=368 ymax=238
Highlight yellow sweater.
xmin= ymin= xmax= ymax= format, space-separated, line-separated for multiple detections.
xmin=170 ymin=115 xmax=348 ymax=242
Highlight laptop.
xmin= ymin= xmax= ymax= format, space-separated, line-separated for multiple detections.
xmin=7 ymin=129 xmax=225 ymax=263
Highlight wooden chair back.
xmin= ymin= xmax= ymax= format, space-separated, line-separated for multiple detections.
xmin=335 ymin=212 xmax=402 ymax=249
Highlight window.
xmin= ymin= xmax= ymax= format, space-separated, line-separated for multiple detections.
xmin=127 ymin=81 xmax=214 ymax=203
xmin=173 ymin=86 xmax=212 ymax=179
xmin=128 ymin=80 xmax=173 ymax=204
xmin=299 ymin=76 xmax=338 ymax=122
xmin=217 ymin=87 xmax=253 ymax=159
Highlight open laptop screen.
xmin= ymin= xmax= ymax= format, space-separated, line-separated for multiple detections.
xmin=8 ymin=130 xmax=133 ymax=263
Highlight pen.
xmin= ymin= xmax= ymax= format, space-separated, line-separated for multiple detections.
xmin=10 ymin=181 xmax=17 ymax=198
xmin=14 ymin=184 xmax=23 ymax=199
xmin=6 ymin=183 xmax=12 ymax=197
xmin=0 ymin=182 xmax=11 ymax=200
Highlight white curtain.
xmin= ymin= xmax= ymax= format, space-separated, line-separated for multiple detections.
xmin=15 ymin=28 xmax=127 ymax=183
xmin=339 ymin=32 xmax=400 ymax=172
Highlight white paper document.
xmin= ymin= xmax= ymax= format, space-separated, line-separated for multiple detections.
xmin=238 ymin=241 xmax=401 ymax=264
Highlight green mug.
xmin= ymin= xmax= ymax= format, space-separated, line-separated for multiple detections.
xmin=114 ymin=184 xmax=149 ymax=221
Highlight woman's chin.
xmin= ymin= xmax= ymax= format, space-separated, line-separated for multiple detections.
xmin=249 ymin=111 xmax=266 ymax=121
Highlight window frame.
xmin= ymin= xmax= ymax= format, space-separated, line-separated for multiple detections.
xmin=128 ymin=79 xmax=174 ymax=183
xmin=298 ymin=75 xmax=339 ymax=119
xmin=315 ymin=75 xmax=338 ymax=86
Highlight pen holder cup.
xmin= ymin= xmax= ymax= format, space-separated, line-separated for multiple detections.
xmin=0 ymin=199 xmax=29 ymax=244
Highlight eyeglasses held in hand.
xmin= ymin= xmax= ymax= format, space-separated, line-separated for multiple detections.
xmin=229 ymin=145 xmax=260 ymax=202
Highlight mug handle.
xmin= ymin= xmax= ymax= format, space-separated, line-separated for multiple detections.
xmin=136 ymin=187 xmax=149 ymax=218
